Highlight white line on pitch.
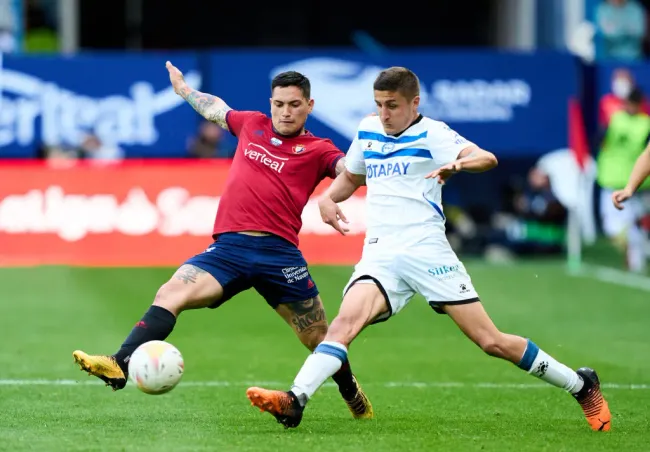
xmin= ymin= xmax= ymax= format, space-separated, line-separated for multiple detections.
xmin=0 ymin=379 xmax=647 ymax=390
xmin=568 ymin=264 xmax=650 ymax=292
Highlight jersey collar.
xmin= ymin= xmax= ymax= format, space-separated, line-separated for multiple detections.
xmin=391 ymin=114 xmax=424 ymax=138
xmin=272 ymin=125 xmax=312 ymax=139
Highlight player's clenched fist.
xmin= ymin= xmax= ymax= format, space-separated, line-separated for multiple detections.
xmin=166 ymin=61 xmax=187 ymax=95
xmin=611 ymin=188 xmax=633 ymax=210
xmin=318 ymin=197 xmax=350 ymax=235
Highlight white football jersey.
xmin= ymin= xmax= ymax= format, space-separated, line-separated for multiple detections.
xmin=346 ymin=115 xmax=473 ymax=243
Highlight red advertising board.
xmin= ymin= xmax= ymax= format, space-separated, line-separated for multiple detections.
xmin=0 ymin=160 xmax=366 ymax=266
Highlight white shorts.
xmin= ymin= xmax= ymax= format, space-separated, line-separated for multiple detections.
xmin=342 ymin=238 xmax=479 ymax=322
xmin=599 ymin=189 xmax=646 ymax=237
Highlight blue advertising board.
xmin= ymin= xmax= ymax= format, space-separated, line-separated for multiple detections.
xmin=209 ymin=49 xmax=578 ymax=157
xmin=0 ymin=50 xmax=578 ymax=158
xmin=0 ymin=52 xmax=202 ymax=157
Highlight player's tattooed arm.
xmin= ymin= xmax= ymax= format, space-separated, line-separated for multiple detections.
xmin=335 ymin=157 xmax=347 ymax=176
xmin=166 ymin=60 xmax=231 ymax=130
xmin=178 ymin=86 xmax=232 ymax=129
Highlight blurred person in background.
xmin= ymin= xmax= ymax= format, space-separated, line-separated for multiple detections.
xmin=599 ymin=68 xmax=650 ymax=126
xmin=611 ymin=131 xmax=650 ymax=207
xmin=597 ymin=86 xmax=650 ymax=272
xmin=36 ymin=134 xmax=124 ymax=165
xmin=187 ymin=121 xmax=234 ymax=158
xmin=485 ymin=165 xmax=567 ymax=263
xmin=0 ymin=0 xmax=17 ymax=52
xmin=77 ymin=134 xmax=125 ymax=162
xmin=596 ymin=0 xmax=647 ymax=61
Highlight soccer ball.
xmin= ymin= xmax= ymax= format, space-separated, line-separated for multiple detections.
xmin=128 ymin=340 xmax=184 ymax=395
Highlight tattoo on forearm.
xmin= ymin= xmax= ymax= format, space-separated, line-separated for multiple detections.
xmin=290 ymin=298 xmax=327 ymax=333
xmin=206 ymin=108 xmax=229 ymax=129
xmin=173 ymin=265 xmax=207 ymax=284
xmin=181 ymin=88 xmax=230 ymax=129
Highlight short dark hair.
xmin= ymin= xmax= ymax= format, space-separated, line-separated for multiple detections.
xmin=271 ymin=71 xmax=311 ymax=99
xmin=373 ymin=67 xmax=420 ymax=100
xmin=627 ymin=86 xmax=644 ymax=105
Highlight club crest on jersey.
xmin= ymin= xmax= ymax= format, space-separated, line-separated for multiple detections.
xmin=293 ymin=144 xmax=306 ymax=154
xmin=381 ymin=142 xmax=395 ymax=153
xmin=270 ymin=137 xmax=282 ymax=146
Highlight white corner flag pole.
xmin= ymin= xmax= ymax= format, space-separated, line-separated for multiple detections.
xmin=566 ymin=182 xmax=583 ymax=274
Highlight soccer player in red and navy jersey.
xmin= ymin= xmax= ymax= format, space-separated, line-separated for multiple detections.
xmin=72 ymin=61 xmax=373 ymax=422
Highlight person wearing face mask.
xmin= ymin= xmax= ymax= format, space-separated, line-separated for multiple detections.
xmin=599 ymin=68 xmax=650 ymax=126
xmin=597 ymin=86 xmax=650 ymax=272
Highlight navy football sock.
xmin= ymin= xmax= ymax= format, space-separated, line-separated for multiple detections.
xmin=332 ymin=361 xmax=357 ymax=398
xmin=114 ymin=305 xmax=177 ymax=374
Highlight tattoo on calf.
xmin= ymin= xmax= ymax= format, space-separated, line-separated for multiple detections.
xmin=173 ymin=265 xmax=207 ymax=284
xmin=291 ymin=298 xmax=327 ymax=333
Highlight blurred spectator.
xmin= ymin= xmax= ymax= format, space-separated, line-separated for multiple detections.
xmin=596 ymin=0 xmax=647 ymax=61
xmin=597 ymin=86 xmax=650 ymax=272
xmin=0 ymin=0 xmax=18 ymax=52
xmin=38 ymin=144 xmax=76 ymax=159
xmin=187 ymin=121 xmax=234 ymax=158
xmin=599 ymin=68 xmax=650 ymax=126
xmin=0 ymin=29 xmax=17 ymax=53
xmin=485 ymin=166 xmax=567 ymax=263
xmin=37 ymin=134 xmax=124 ymax=165
xmin=78 ymin=134 xmax=125 ymax=162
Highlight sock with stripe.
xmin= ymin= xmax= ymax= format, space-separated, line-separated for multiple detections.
xmin=517 ymin=339 xmax=584 ymax=394
xmin=291 ymin=341 xmax=347 ymax=406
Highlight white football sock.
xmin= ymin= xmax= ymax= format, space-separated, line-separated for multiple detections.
xmin=627 ymin=223 xmax=646 ymax=273
xmin=519 ymin=339 xmax=584 ymax=394
xmin=291 ymin=341 xmax=347 ymax=404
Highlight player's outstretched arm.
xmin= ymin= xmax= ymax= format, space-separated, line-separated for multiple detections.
xmin=318 ymin=170 xmax=365 ymax=235
xmin=326 ymin=169 xmax=365 ymax=203
xmin=612 ymin=144 xmax=650 ymax=210
xmin=452 ymin=145 xmax=498 ymax=173
xmin=426 ymin=145 xmax=498 ymax=184
xmin=166 ymin=61 xmax=231 ymax=130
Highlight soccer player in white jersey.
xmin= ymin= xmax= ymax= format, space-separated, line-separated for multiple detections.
xmin=246 ymin=67 xmax=611 ymax=432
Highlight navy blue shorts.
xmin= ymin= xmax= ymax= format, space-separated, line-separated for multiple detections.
xmin=183 ymin=233 xmax=319 ymax=309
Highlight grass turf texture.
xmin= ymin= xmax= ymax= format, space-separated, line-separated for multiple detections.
xmin=1 ymin=263 xmax=648 ymax=451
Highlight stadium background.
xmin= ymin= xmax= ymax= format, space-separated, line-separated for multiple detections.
xmin=1 ymin=0 xmax=649 ymax=450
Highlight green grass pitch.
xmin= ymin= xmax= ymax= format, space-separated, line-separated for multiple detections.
xmin=1 ymin=262 xmax=648 ymax=451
